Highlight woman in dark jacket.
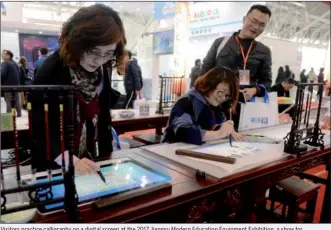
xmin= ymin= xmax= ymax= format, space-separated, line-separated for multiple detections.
xmin=300 ymin=69 xmax=307 ymax=83
xmin=31 ymin=5 xmax=126 ymax=174
xmin=275 ymin=66 xmax=286 ymax=85
xmin=162 ymin=66 xmax=243 ymax=145
xmin=18 ymin=56 xmax=30 ymax=85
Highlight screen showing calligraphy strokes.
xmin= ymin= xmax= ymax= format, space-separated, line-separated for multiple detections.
xmin=24 ymin=160 xmax=171 ymax=212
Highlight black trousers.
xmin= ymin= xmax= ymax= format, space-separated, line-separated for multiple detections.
xmin=123 ymin=90 xmax=137 ymax=109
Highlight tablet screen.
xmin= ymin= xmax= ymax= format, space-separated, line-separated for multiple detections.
xmin=24 ymin=159 xmax=172 ymax=212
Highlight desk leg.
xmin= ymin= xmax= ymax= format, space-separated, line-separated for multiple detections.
xmin=320 ymin=159 xmax=331 ymax=223
xmin=156 ymin=126 xmax=162 ymax=136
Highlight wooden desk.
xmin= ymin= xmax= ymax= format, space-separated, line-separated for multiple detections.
xmin=1 ymin=109 xmax=169 ymax=150
xmin=112 ymin=109 xmax=169 ymax=135
xmin=2 ymin=143 xmax=330 ymax=223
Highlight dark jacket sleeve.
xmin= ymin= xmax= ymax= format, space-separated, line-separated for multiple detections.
xmin=1 ymin=62 xmax=8 ymax=85
xmin=131 ymin=61 xmax=142 ymax=91
xmin=201 ymin=38 xmax=222 ymax=76
xmin=167 ymin=97 xmax=205 ymax=145
xmin=256 ymin=45 xmax=272 ymax=97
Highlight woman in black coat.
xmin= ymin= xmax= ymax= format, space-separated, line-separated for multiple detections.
xmin=31 ymin=5 xmax=126 ymax=174
xmin=18 ymin=56 xmax=30 ymax=85
xmin=275 ymin=66 xmax=285 ymax=85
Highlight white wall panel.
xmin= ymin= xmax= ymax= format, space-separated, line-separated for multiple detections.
xmin=1 ymin=32 xmax=20 ymax=62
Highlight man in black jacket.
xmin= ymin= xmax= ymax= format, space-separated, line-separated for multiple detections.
xmin=200 ymin=4 xmax=272 ymax=128
xmin=124 ymin=50 xmax=143 ymax=109
xmin=1 ymin=50 xmax=22 ymax=117
xmin=201 ymin=5 xmax=272 ymax=99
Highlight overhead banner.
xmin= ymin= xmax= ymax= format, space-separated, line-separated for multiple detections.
xmin=1 ymin=2 xmax=6 ymax=16
xmin=173 ymin=2 xmax=189 ymax=77
xmin=154 ymin=2 xmax=176 ymax=20
xmin=188 ymin=2 xmax=262 ymax=35
xmin=153 ymin=30 xmax=174 ymax=54
xmin=189 ymin=7 xmax=221 ymax=30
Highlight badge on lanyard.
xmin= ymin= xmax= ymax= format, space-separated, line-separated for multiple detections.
xmin=236 ymin=36 xmax=254 ymax=86
xmin=239 ymin=69 xmax=250 ymax=86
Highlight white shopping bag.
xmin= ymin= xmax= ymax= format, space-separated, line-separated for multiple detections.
xmin=134 ymin=96 xmax=150 ymax=116
xmin=239 ymin=90 xmax=279 ymax=131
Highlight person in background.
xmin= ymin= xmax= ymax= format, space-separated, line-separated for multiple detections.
xmin=271 ymin=77 xmax=296 ymax=98
xmin=189 ymin=59 xmax=202 ymax=87
xmin=300 ymin=69 xmax=308 ymax=83
xmin=317 ymin=67 xmax=325 ymax=97
xmin=31 ymin=4 xmax=125 ymax=174
xmin=317 ymin=67 xmax=325 ymax=83
xmin=162 ymin=66 xmax=243 ymax=145
xmin=18 ymin=56 xmax=31 ymax=85
xmin=275 ymin=66 xmax=285 ymax=84
xmin=271 ymin=77 xmax=297 ymax=116
xmin=34 ymin=47 xmax=49 ymax=76
xmin=123 ymin=50 xmax=143 ymax=109
xmin=308 ymin=67 xmax=316 ymax=83
xmin=1 ymin=50 xmax=22 ymax=117
xmin=284 ymin=65 xmax=294 ymax=79
xmin=18 ymin=56 xmax=31 ymax=109
xmin=200 ymin=5 xmax=272 ymax=129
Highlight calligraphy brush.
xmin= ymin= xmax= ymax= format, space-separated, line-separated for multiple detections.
xmin=12 ymin=105 xmax=22 ymax=202
xmin=229 ymin=107 xmax=233 ymax=147
xmin=86 ymin=151 xmax=106 ymax=184
xmin=59 ymin=103 xmax=66 ymax=176
xmin=44 ymin=100 xmax=52 ymax=181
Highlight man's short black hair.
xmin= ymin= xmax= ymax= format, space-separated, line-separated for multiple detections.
xmin=127 ymin=50 xmax=132 ymax=59
xmin=195 ymin=59 xmax=201 ymax=66
xmin=40 ymin=47 xmax=49 ymax=55
xmin=284 ymin=78 xmax=296 ymax=85
xmin=247 ymin=4 xmax=272 ymax=17
xmin=3 ymin=50 xmax=14 ymax=59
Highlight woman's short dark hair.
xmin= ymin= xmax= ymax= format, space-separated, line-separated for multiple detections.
xmin=59 ymin=4 xmax=126 ymax=69
xmin=195 ymin=66 xmax=239 ymax=111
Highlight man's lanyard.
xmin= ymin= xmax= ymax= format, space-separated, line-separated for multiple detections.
xmin=235 ymin=35 xmax=254 ymax=70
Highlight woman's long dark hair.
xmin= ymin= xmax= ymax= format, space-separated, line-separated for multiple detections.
xmin=19 ymin=56 xmax=27 ymax=69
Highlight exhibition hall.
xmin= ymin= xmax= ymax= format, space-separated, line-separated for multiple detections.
xmin=0 ymin=1 xmax=330 ymax=224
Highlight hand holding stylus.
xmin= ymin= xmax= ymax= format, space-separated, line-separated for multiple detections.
xmin=74 ymin=158 xmax=100 ymax=175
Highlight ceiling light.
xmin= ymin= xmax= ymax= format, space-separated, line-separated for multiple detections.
xmin=35 ymin=23 xmax=62 ymax=27
xmin=136 ymin=8 xmax=140 ymax=11
xmin=39 ymin=31 xmax=43 ymax=34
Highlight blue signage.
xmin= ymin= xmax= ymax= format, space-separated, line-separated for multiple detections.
xmin=154 ymin=2 xmax=176 ymax=20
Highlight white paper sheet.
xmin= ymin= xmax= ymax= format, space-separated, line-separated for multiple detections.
xmin=184 ymin=141 xmax=285 ymax=173
xmin=142 ymin=141 xmax=287 ymax=179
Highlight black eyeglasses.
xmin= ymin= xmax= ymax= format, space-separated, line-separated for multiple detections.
xmin=216 ymin=90 xmax=231 ymax=100
xmin=86 ymin=50 xmax=114 ymax=61
xmin=247 ymin=16 xmax=267 ymax=29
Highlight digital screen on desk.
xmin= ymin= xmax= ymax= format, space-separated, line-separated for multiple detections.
xmin=25 ymin=160 xmax=171 ymax=212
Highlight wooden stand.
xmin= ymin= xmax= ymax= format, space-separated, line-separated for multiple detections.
xmin=284 ymin=83 xmax=325 ymax=155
